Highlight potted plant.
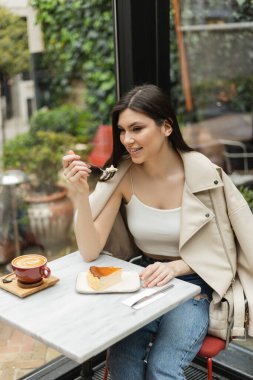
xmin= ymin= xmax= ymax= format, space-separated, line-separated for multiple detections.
xmin=2 ymin=128 xmax=89 ymax=254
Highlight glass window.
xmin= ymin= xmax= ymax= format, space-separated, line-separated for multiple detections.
xmin=0 ymin=1 xmax=115 ymax=379
xmin=171 ymin=0 xmax=253 ymax=352
xmin=171 ymin=0 xmax=253 ymax=173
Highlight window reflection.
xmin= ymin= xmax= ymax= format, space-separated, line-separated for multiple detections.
xmin=172 ymin=1 xmax=253 ymax=160
xmin=172 ymin=0 xmax=253 ymax=351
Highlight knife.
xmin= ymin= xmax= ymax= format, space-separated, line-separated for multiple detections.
xmin=130 ymin=283 xmax=175 ymax=308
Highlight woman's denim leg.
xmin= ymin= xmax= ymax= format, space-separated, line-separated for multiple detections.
xmin=108 ymin=297 xmax=209 ymax=379
xmin=146 ymin=297 xmax=209 ymax=380
xmin=108 ymin=319 xmax=157 ymax=380
xmin=108 ymin=257 xmax=211 ymax=379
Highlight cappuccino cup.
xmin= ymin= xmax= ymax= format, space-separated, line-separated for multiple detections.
xmin=11 ymin=254 xmax=51 ymax=284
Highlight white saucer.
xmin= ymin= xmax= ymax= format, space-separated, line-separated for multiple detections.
xmin=76 ymin=271 xmax=141 ymax=294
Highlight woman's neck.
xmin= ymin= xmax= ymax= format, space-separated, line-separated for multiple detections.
xmin=137 ymin=147 xmax=184 ymax=180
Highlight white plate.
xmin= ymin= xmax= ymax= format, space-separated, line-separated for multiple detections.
xmin=76 ymin=271 xmax=141 ymax=294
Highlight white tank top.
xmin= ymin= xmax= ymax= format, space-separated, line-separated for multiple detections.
xmin=125 ymin=173 xmax=181 ymax=257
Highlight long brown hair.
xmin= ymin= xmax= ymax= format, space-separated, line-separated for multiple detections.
xmin=102 ymin=84 xmax=193 ymax=179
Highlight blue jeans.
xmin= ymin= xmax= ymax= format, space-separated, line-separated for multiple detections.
xmin=108 ymin=255 xmax=212 ymax=380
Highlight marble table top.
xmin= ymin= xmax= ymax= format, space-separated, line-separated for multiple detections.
xmin=0 ymin=252 xmax=200 ymax=364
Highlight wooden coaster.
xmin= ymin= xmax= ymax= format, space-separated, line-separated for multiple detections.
xmin=0 ymin=274 xmax=59 ymax=298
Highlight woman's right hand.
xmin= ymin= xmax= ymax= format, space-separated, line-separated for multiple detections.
xmin=62 ymin=150 xmax=91 ymax=194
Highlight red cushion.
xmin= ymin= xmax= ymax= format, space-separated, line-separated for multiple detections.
xmin=198 ymin=335 xmax=226 ymax=358
xmin=88 ymin=125 xmax=113 ymax=167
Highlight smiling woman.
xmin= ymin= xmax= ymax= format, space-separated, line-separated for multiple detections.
xmin=62 ymin=84 xmax=253 ymax=380
xmin=117 ymin=109 xmax=173 ymax=164
xmin=109 ymin=85 xmax=193 ymax=168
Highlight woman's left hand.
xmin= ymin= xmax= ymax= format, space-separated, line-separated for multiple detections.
xmin=139 ymin=259 xmax=193 ymax=287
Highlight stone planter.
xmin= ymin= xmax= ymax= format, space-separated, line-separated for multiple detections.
xmin=25 ymin=186 xmax=74 ymax=251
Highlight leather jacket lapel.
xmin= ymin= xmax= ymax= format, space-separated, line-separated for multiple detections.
xmin=179 ymin=152 xmax=224 ymax=249
xmin=179 ymin=183 xmax=215 ymax=249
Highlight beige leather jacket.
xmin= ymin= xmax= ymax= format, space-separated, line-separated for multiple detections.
xmin=89 ymin=151 xmax=253 ymax=337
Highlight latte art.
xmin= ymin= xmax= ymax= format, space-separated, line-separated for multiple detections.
xmin=13 ymin=255 xmax=46 ymax=268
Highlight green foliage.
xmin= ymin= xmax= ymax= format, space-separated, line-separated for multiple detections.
xmin=192 ymin=75 xmax=253 ymax=114
xmin=170 ymin=2 xmax=253 ymax=123
xmin=0 ymin=6 xmax=29 ymax=77
xmin=3 ymin=104 xmax=92 ymax=194
xmin=233 ymin=0 xmax=253 ymax=21
xmin=30 ymin=105 xmax=94 ymax=138
xmin=2 ymin=130 xmax=84 ymax=193
xmin=239 ymin=186 xmax=253 ymax=212
xmin=30 ymin=0 xmax=115 ymax=129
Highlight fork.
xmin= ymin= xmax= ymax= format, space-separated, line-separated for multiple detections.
xmin=88 ymin=164 xmax=117 ymax=181
xmin=66 ymin=156 xmax=116 ymax=181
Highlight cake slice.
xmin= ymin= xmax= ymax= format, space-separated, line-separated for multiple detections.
xmin=99 ymin=165 xmax=118 ymax=181
xmin=87 ymin=266 xmax=123 ymax=291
